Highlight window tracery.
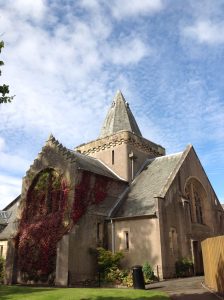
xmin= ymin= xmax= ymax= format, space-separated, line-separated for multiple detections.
xmin=185 ymin=178 xmax=205 ymax=224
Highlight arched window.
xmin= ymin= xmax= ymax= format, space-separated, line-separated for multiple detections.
xmin=194 ymin=189 xmax=203 ymax=224
xmin=26 ymin=169 xmax=64 ymax=221
xmin=169 ymin=227 xmax=178 ymax=255
xmin=185 ymin=178 xmax=206 ymax=224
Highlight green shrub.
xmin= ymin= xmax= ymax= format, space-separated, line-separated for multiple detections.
xmin=96 ymin=247 xmax=123 ymax=276
xmin=121 ymin=271 xmax=133 ymax=287
xmin=105 ymin=268 xmax=133 ymax=287
xmin=0 ymin=257 xmax=5 ymax=284
xmin=105 ymin=268 xmax=128 ymax=283
xmin=175 ymin=257 xmax=193 ymax=277
xmin=142 ymin=262 xmax=154 ymax=283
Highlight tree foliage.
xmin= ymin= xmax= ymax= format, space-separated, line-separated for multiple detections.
xmin=0 ymin=40 xmax=14 ymax=104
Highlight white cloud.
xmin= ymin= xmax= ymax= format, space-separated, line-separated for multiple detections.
xmin=80 ymin=0 xmax=101 ymax=10
xmin=1 ymin=0 xmax=223 ymax=204
xmin=0 ymin=152 xmax=30 ymax=175
xmin=107 ymin=38 xmax=150 ymax=65
xmin=5 ymin=0 xmax=47 ymax=21
xmin=0 ymin=0 xmax=151 ymax=151
xmin=0 ymin=136 xmax=30 ymax=176
xmin=183 ymin=20 xmax=224 ymax=44
xmin=0 ymin=174 xmax=21 ymax=209
xmin=0 ymin=137 xmax=5 ymax=151
xmin=109 ymin=0 xmax=164 ymax=19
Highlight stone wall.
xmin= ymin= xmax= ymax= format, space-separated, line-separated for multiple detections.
xmin=67 ymin=170 xmax=127 ymax=285
xmin=4 ymin=134 xmax=127 ymax=286
xmin=76 ymin=131 xmax=165 ymax=182
xmin=112 ymin=217 xmax=163 ymax=279
xmin=0 ymin=240 xmax=8 ymax=259
xmin=159 ymin=146 xmax=224 ymax=278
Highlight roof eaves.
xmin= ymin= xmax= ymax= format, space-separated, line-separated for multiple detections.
xmin=96 ymin=158 xmax=127 ymax=182
xmin=3 ymin=195 xmax=20 ymax=211
xmin=190 ymin=145 xmax=222 ymax=207
xmin=158 ymin=144 xmax=192 ymax=198
xmin=110 ymin=212 xmax=157 ymax=221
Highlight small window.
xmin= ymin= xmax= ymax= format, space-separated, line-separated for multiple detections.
xmin=0 ymin=245 xmax=3 ymax=257
xmin=124 ymin=231 xmax=129 ymax=250
xmin=97 ymin=223 xmax=101 ymax=240
xmin=169 ymin=228 xmax=178 ymax=255
xmin=112 ymin=150 xmax=114 ymax=165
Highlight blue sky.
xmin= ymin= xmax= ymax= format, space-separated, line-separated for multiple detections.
xmin=0 ymin=0 xmax=224 ymax=209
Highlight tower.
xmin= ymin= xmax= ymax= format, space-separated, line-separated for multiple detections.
xmin=75 ymin=91 xmax=165 ymax=181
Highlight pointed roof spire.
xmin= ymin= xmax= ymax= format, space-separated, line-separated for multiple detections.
xmin=99 ymin=90 xmax=142 ymax=138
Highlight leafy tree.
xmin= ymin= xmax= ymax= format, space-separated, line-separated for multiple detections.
xmin=0 ymin=40 xmax=14 ymax=104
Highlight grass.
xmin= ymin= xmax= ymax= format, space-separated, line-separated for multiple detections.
xmin=0 ymin=285 xmax=170 ymax=300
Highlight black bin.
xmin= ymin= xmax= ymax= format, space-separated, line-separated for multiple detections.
xmin=132 ymin=265 xmax=145 ymax=289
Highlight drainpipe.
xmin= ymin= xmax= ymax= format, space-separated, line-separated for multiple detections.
xmin=111 ymin=219 xmax=115 ymax=254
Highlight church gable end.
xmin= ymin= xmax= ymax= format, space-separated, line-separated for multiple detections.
xmin=5 ymin=133 xmax=127 ymax=285
xmin=158 ymin=145 xmax=224 ymax=278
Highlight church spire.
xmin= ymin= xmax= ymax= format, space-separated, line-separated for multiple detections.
xmin=99 ymin=91 xmax=142 ymax=138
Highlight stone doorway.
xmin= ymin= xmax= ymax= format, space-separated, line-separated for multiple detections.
xmin=192 ymin=240 xmax=204 ymax=275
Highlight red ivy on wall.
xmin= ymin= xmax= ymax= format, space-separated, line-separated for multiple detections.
xmin=72 ymin=171 xmax=109 ymax=224
xmin=17 ymin=170 xmax=70 ymax=281
xmin=16 ymin=169 xmax=111 ymax=283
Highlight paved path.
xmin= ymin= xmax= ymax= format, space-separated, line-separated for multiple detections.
xmin=146 ymin=276 xmax=222 ymax=300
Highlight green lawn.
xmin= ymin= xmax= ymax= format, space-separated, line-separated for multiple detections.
xmin=0 ymin=285 xmax=170 ymax=300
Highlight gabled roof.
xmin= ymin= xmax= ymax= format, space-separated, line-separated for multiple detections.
xmin=0 ymin=195 xmax=20 ymax=225
xmin=27 ymin=135 xmax=126 ymax=182
xmin=112 ymin=149 xmax=190 ymax=218
xmin=99 ymin=91 xmax=142 ymax=138
xmin=0 ymin=196 xmax=20 ymax=240
xmin=0 ymin=211 xmax=12 ymax=225
xmin=72 ymin=151 xmax=126 ymax=181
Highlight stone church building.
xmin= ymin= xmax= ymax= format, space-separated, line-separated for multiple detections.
xmin=1 ymin=91 xmax=224 ymax=286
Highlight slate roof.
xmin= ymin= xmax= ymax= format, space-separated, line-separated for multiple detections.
xmin=99 ymin=91 xmax=142 ymax=138
xmin=113 ymin=152 xmax=184 ymax=218
xmin=73 ymin=151 xmax=125 ymax=181
xmin=44 ymin=135 xmax=125 ymax=181
xmin=0 ymin=211 xmax=12 ymax=225
xmin=0 ymin=196 xmax=20 ymax=240
xmin=88 ymin=195 xmax=126 ymax=217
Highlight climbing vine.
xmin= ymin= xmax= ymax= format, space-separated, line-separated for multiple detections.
xmin=72 ymin=171 xmax=109 ymax=224
xmin=16 ymin=169 xmax=111 ymax=283
xmin=17 ymin=169 xmax=70 ymax=282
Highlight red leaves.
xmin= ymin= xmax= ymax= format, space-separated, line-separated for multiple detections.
xmin=72 ymin=171 xmax=109 ymax=224
xmin=17 ymin=174 xmax=70 ymax=281
xmin=17 ymin=169 xmax=110 ymax=282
